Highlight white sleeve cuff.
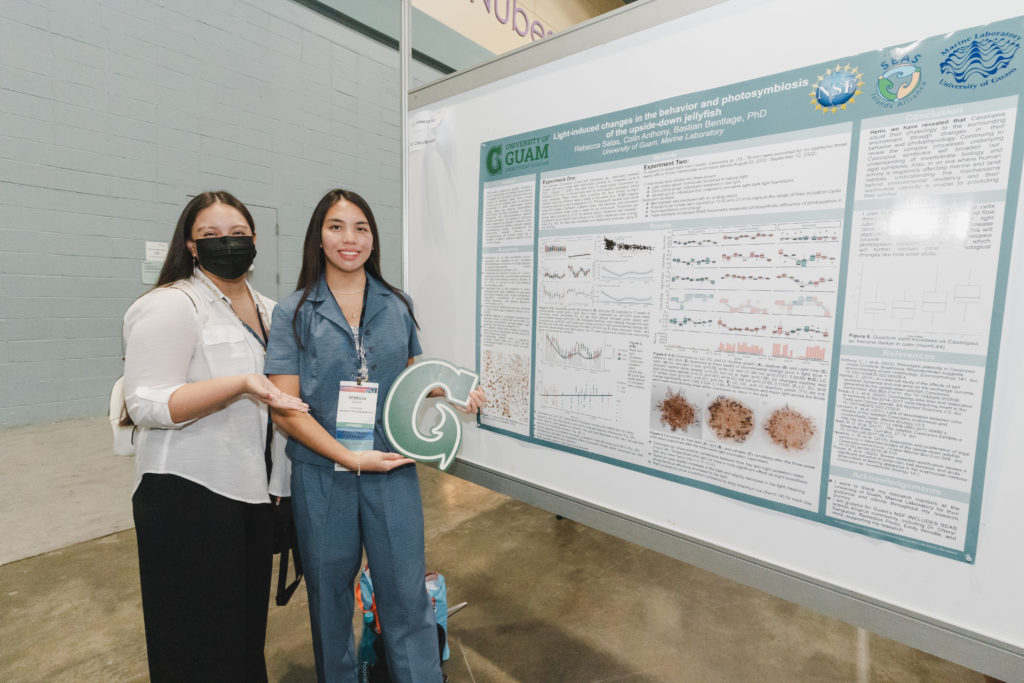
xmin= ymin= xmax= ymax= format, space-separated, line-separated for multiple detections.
xmin=127 ymin=384 xmax=195 ymax=429
xmin=268 ymin=426 xmax=292 ymax=497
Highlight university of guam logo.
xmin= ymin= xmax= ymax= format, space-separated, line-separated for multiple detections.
xmin=486 ymin=137 xmax=550 ymax=177
xmin=810 ymin=64 xmax=864 ymax=113
xmin=383 ymin=359 xmax=480 ymax=471
xmin=485 ymin=145 xmax=503 ymax=176
xmin=873 ymin=55 xmax=924 ymax=108
xmin=939 ymin=32 xmax=1020 ymax=88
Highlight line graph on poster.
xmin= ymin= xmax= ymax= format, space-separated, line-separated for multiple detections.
xmin=540 ymin=282 xmax=593 ymax=305
xmin=595 ymin=284 xmax=655 ymax=305
xmin=597 ymin=263 xmax=655 ymax=281
xmin=658 ymin=332 xmax=832 ymax=361
xmin=667 ymin=314 xmax=833 ymax=339
xmin=667 ymin=269 xmax=838 ymax=292
xmin=541 ymin=333 xmax=606 ymax=370
xmin=542 ymin=263 xmax=594 ymax=280
xmin=671 ymin=294 xmax=834 ymax=318
xmin=671 ymin=221 xmax=842 ymax=249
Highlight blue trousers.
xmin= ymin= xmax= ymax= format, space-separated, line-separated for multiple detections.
xmin=291 ymin=461 xmax=442 ymax=683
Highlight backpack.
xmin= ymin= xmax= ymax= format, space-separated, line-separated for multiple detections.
xmin=109 ymin=376 xmax=137 ymax=456
xmin=356 ymin=566 xmax=450 ymax=683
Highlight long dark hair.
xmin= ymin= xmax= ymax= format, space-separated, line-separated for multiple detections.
xmin=155 ymin=191 xmax=256 ymax=287
xmin=121 ymin=191 xmax=255 ymax=427
xmin=292 ymin=189 xmax=417 ymax=348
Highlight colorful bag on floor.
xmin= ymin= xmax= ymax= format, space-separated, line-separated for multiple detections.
xmin=356 ymin=566 xmax=449 ymax=683
xmin=425 ymin=571 xmax=450 ymax=661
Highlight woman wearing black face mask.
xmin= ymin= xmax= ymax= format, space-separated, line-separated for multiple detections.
xmin=122 ymin=191 xmax=308 ymax=682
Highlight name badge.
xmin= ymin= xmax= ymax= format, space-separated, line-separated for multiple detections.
xmin=334 ymin=380 xmax=379 ymax=471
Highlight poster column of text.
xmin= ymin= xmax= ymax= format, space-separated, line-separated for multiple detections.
xmin=479 ymin=178 xmax=536 ymax=435
xmin=827 ymin=96 xmax=1018 ymax=554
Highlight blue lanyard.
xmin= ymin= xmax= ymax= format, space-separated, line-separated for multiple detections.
xmin=242 ymin=307 xmax=268 ymax=350
xmin=194 ymin=273 xmax=268 ymax=350
xmin=354 ymin=284 xmax=369 ymax=384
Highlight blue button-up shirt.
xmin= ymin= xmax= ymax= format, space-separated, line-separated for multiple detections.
xmin=265 ymin=274 xmax=422 ymax=466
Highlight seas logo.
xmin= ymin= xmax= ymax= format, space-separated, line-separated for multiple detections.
xmin=484 ymin=136 xmax=551 ymax=177
xmin=939 ymin=31 xmax=1020 ymax=90
xmin=872 ymin=54 xmax=924 ymax=108
xmin=810 ymin=64 xmax=864 ymax=113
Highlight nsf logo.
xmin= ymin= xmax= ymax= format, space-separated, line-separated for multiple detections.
xmin=485 ymin=145 xmax=503 ymax=176
xmin=810 ymin=64 xmax=864 ymax=113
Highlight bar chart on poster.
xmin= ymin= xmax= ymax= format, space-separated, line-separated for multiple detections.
xmin=408 ymin=0 xmax=1024 ymax=676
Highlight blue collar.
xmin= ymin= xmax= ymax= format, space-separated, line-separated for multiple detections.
xmin=308 ymin=273 xmax=392 ymax=336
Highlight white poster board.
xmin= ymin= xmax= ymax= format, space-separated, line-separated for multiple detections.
xmin=408 ymin=1 xmax=1024 ymax=676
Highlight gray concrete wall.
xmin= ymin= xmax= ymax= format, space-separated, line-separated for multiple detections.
xmin=0 ymin=0 xmax=441 ymax=427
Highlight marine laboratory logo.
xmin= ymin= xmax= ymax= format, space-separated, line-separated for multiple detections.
xmin=810 ymin=64 xmax=864 ymax=113
xmin=939 ymin=31 xmax=1020 ymax=89
xmin=872 ymin=55 xmax=924 ymax=108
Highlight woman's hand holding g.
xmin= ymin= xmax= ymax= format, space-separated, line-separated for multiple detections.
xmin=456 ymin=387 xmax=487 ymax=415
xmin=357 ymin=450 xmax=415 ymax=473
xmin=246 ymin=374 xmax=309 ymax=412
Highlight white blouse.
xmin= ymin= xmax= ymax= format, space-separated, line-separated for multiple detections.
xmin=122 ymin=271 xmax=289 ymax=503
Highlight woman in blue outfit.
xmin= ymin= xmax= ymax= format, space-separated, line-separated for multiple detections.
xmin=265 ymin=188 xmax=484 ymax=682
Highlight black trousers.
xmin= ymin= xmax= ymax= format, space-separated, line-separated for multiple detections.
xmin=133 ymin=473 xmax=274 ymax=683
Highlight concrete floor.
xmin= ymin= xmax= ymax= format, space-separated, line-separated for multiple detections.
xmin=0 ymin=417 xmax=999 ymax=682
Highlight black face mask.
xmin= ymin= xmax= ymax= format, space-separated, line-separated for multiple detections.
xmin=194 ymin=235 xmax=257 ymax=280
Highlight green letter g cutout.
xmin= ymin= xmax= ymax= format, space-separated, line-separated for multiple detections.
xmin=383 ymin=358 xmax=480 ymax=471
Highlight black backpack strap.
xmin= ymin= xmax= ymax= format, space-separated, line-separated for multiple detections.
xmin=265 ymin=417 xmax=274 ymax=479
xmin=169 ymin=281 xmax=201 ymax=317
xmin=262 ymin=329 xmax=304 ymax=606
xmin=276 ymin=523 xmax=304 ymax=606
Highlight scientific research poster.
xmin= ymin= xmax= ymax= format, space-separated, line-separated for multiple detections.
xmin=476 ymin=16 xmax=1024 ymax=562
